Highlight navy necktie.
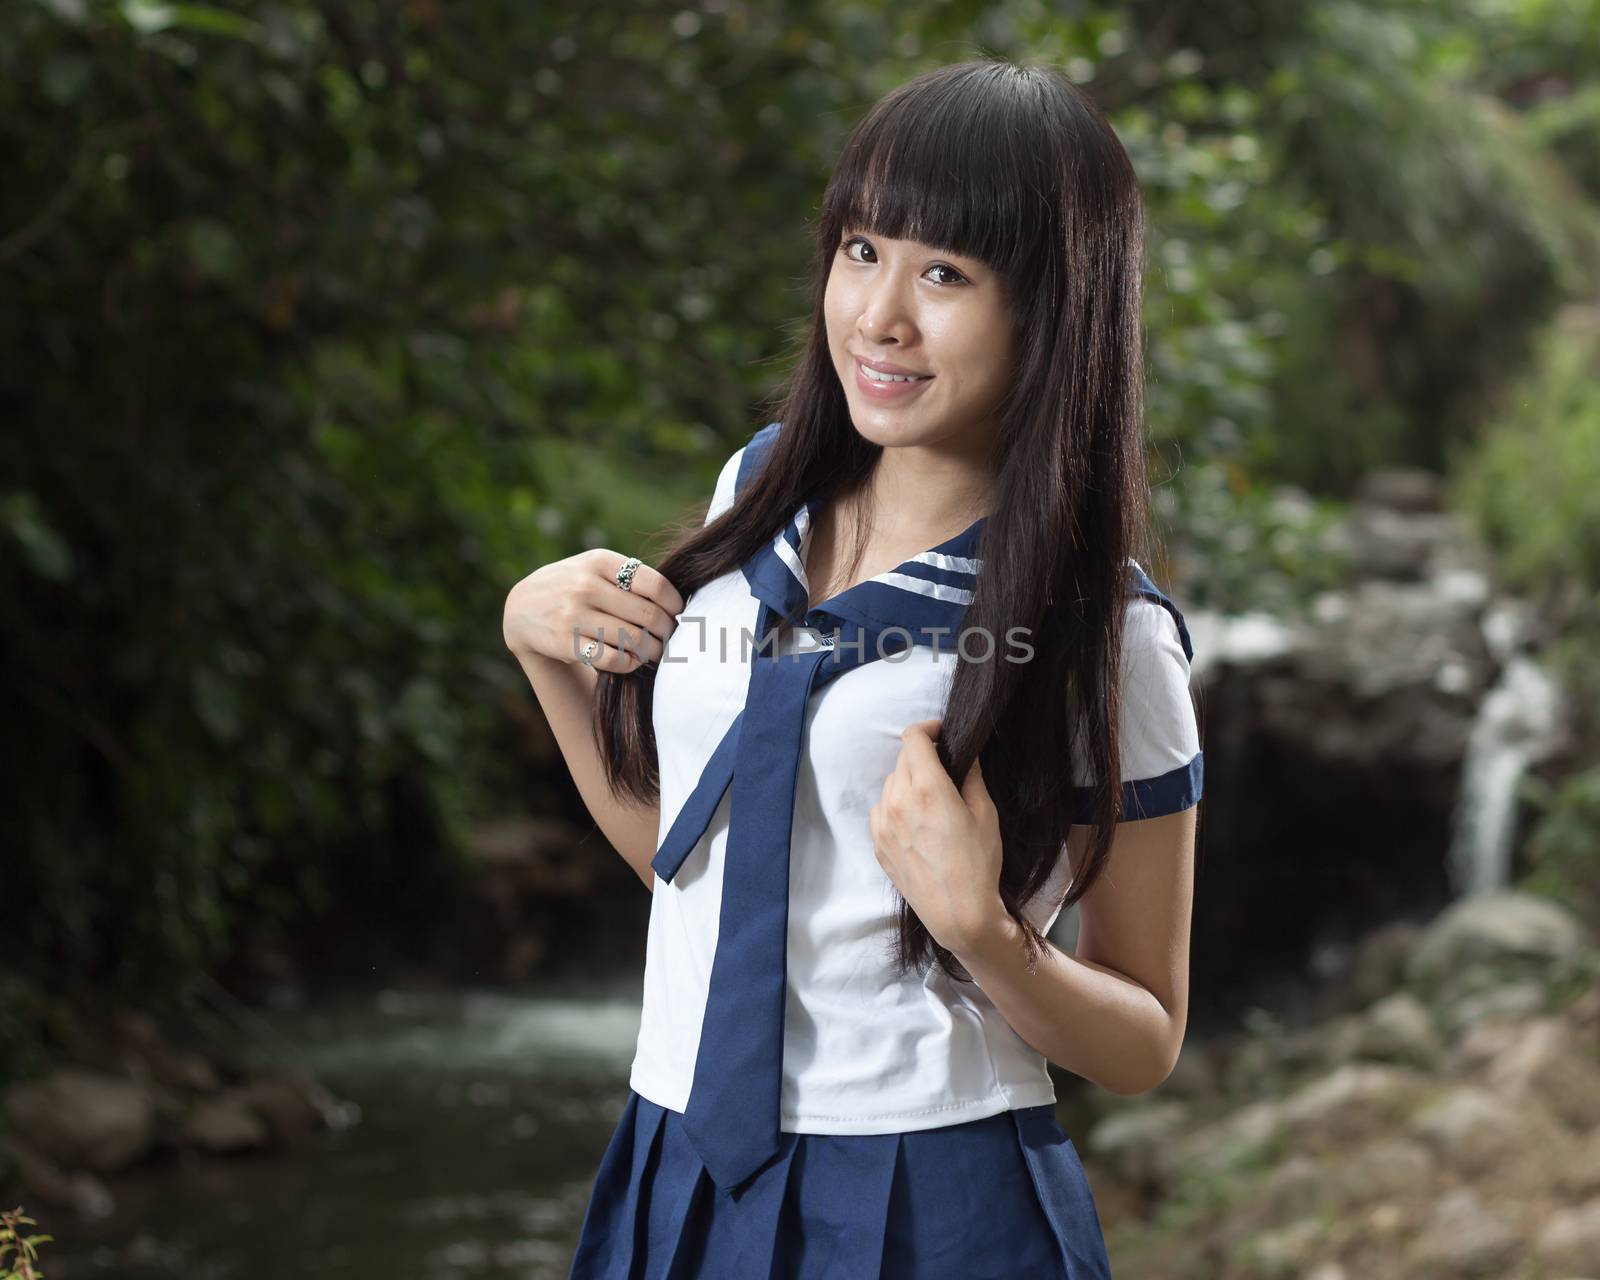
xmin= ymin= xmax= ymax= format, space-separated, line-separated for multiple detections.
xmin=650 ymin=487 xmax=987 ymax=1198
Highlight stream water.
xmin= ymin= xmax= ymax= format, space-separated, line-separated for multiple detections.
xmin=34 ymin=980 xmax=646 ymax=1280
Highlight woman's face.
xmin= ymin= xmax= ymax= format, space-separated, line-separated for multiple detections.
xmin=824 ymin=227 xmax=1016 ymax=454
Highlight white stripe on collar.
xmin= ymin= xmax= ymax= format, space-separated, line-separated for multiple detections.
xmin=870 ymin=571 xmax=977 ymax=605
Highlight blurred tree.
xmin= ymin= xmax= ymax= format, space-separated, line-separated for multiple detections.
xmin=0 ymin=0 xmax=1596 ymax=1012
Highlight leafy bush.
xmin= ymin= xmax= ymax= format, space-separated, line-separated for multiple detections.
xmin=1450 ymin=308 xmax=1600 ymax=604
xmin=1520 ymin=763 xmax=1600 ymax=932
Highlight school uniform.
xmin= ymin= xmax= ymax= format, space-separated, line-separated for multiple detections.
xmin=569 ymin=421 xmax=1203 ymax=1279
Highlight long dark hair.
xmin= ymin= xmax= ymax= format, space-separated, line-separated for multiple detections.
xmin=597 ymin=57 xmax=1160 ymax=983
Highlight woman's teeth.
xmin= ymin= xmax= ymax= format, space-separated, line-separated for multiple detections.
xmin=860 ymin=363 xmax=930 ymax=383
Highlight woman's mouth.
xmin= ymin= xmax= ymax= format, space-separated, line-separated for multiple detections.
xmin=855 ymin=359 xmax=933 ymax=400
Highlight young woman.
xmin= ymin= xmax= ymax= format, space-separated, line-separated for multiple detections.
xmin=504 ymin=56 xmax=1203 ymax=1279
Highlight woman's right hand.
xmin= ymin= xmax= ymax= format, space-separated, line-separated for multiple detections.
xmin=503 ymin=550 xmax=686 ymax=672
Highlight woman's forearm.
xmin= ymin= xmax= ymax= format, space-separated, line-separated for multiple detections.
xmin=953 ymin=911 xmax=1180 ymax=1096
xmin=517 ymin=648 xmax=660 ymax=890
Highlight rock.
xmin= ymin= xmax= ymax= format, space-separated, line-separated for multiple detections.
xmin=1557 ymin=1128 xmax=1600 ymax=1199
xmin=1337 ymin=1135 xmax=1433 ymax=1203
xmin=1357 ymin=467 xmax=1446 ymax=514
xmin=1283 ymin=576 xmax=1487 ymax=734
xmin=1408 ymin=1084 xmax=1521 ymax=1174
xmin=1241 ymin=1214 xmax=1327 ymax=1277
xmin=1405 ymin=1187 xmax=1522 ymax=1278
xmin=1275 ymin=1063 xmax=1427 ymax=1150
xmin=4 ymin=1069 xmax=154 ymax=1174
xmin=1483 ymin=1016 xmax=1600 ymax=1132
xmin=1316 ymin=1014 xmax=1367 ymax=1065
xmin=267 ymin=1069 xmax=355 ymax=1133
xmin=8 ymin=1140 xmax=114 ymax=1219
xmin=1536 ymin=1199 xmax=1600 ymax=1274
xmin=147 ymin=1048 xmax=222 ymax=1095
xmin=1275 ymin=1016 xmax=1362 ymax=1074
xmin=1351 ymin=991 xmax=1445 ymax=1067
xmin=1365 ymin=1201 xmax=1405 ymax=1236
xmin=1222 ymin=1035 xmax=1283 ymax=1097
xmin=58 ymin=1008 xmax=228 ymax=1100
xmin=1443 ymin=980 xmax=1550 ymax=1036
xmin=180 ymin=1094 xmax=270 ymax=1153
xmin=1336 ymin=504 xmax=1468 ymax=581
xmin=1084 ymin=1100 xmax=1189 ymax=1189
xmin=1339 ymin=920 xmax=1425 ymax=1011
xmin=1450 ymin=1015 xmax=1531 ymax=1073
xmin=1404 ymin=891 xmax=1591 ymax=998
xmin=1255 ymin=1153 xmax=1333 ymax=1222
xmin=1565 ymin=976 xmax=1600 ymax=1032
xmin=1170 ymin=1098 xmax=1283 ymax=1177
xmin=1155 ymin=1040 xmax=1222 ymax=1099
xmin=231 ymin=1075 xmax=324 ymax=1148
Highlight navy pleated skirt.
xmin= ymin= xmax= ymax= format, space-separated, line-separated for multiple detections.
xmin=567 ymin=1089 xmax=1114 ymax=1279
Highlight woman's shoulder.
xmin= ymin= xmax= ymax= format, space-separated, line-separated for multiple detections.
xmin=1124 ymin=558 xmax=1194 ymax=665
xmin=1071 ymin=558 xmax=1202 ymax=818
xmin=704 ymin=448 xmax=744 ymax=526
xmin=704 ymin=421 xmax=782 ymax=526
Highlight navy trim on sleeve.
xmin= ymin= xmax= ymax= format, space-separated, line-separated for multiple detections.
xmin=1070 ymin=752 xmax=1203 ymax=824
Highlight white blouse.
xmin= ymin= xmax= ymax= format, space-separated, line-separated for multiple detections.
xmin=627 ymin=433 xmax=1203 ymax=1135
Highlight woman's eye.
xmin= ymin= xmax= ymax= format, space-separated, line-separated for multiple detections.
xmin=838 ymin=236 xmax=966 ymax=285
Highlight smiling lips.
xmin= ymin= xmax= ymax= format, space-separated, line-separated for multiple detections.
xmin=855 ymin=351 xmax=930 ymax=377
xmin=852 ymin=353 xmax=933 ymax=400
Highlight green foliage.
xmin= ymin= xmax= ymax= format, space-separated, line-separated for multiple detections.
xmin=1450 ymin=310 xmax=1600 ymax=600
xmin=1520 ymin=763 xmax=1600 ymax=935
xmin=0 ymin=1206 xmax=52 ymax=1280
xmin=1527 ymin=82 xmax=1600 ymax=202
xmin=2 ymin=0 xmax=1599 ymax=998
xmin=1155 ymin=461 xmax=1353 ymax=615
xmin=1250 ymin=1 xmax=1600 ymax=489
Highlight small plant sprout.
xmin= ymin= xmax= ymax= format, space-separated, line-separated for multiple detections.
xmin=0 ymin=1206 xmax=52 ymax=1280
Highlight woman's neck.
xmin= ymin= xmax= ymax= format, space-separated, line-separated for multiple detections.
xmin=803 ymin=446 xmax=993 ymax=611
xmin=863 ymin=440 xmax=994 ymax=542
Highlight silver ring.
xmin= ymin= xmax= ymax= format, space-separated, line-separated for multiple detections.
xmin=615 ymin=556 xmax=642 ymax=592
xmin=579 ymin=639 xmax=600 ymax=668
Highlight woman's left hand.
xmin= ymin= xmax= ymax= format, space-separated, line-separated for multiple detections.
xmin=869 ymin=719 xmax=1006 ymax=955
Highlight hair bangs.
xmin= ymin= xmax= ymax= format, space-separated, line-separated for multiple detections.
xmin=818 ymin=62 xmax=1058 ymax=284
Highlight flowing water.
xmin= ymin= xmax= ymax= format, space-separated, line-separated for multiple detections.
xmin=33 ymin=980 xmax=646 ymax=1280
xmin=1447 ymin=650 xmax=1567 ymax=897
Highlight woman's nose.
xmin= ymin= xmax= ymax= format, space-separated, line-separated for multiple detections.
xmin=857 ymin=290 xmax=915 ymax=343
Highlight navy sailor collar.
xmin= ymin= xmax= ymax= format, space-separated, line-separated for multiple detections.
xmin=738 ymin=488 xmax=988 ymax=645
xmin=725 ymin=420 xmax=1194 ymax=661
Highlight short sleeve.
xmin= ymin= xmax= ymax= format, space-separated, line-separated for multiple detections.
xmin=1069 ymin=596 xmax=1203 ymax=822
xmin=703 ymin=445 xmax=747 ymax=527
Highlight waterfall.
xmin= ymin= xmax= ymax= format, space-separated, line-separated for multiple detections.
xmin=1446 ymin=651 xmax=1566 ymax=897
